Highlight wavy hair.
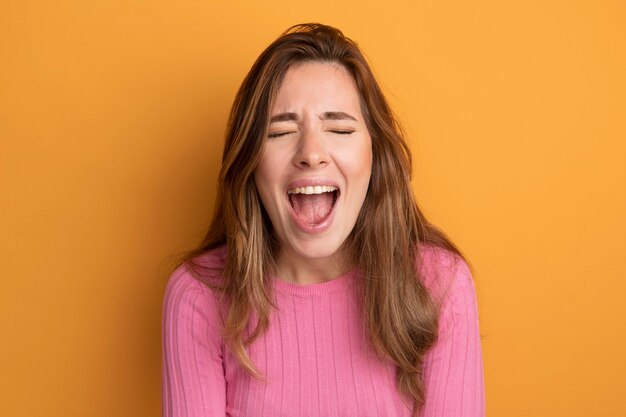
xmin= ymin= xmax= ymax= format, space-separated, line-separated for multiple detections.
xmin=181 ymin=23 xmax=466 ymax=414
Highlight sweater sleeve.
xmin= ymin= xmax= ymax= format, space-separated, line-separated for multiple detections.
xmin=420 ymin=257 xmax=485 ymax=417
xmin=161 ymin=265 xmax=226 ymax=417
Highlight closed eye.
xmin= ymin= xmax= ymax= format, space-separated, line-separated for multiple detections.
xmin=267 ymin=131 xmax=295 ymax=138
xmin=330 ymin=130 xmax=355 ymax=135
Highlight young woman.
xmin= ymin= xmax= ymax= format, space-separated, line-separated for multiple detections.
xmin=162 ymin=23 xmax=484 ymax=417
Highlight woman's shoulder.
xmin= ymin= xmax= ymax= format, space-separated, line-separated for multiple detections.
xmin=190 ymin=244 xmax=228 ymax=270
xmin=415 ymin=242 xmax=475 ymax=303
xmin=165 ymin=244 xmax=228 ymax=300
xmin=162 ymin=245 xmax=227 ymax=336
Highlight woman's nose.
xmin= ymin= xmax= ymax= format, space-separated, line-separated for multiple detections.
xmin=292 ymin=130 xmax=329 ymax=169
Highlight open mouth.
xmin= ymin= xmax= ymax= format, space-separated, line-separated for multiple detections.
xmin=287 ymin=185 xmax=339 ymax=226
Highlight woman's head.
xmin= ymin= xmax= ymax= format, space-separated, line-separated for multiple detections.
xmin=253 ymin=61 xmax=373 ymax=277
xmin=219 ymin=23 xmax=416 ymax=271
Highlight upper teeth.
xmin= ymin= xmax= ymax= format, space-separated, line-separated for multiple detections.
xmin=287 ymin=185 xmax=338 ymax=195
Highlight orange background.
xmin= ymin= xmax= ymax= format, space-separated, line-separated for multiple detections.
xmin=1 ymin=1 xmax=625 ymax=416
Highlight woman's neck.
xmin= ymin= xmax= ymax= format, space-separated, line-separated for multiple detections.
xmin=273 ymin=248 xmax=351 ymax=285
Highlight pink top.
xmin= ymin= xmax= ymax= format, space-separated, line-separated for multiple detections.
xmin=161 ymin=244 xmax=485 ymax=416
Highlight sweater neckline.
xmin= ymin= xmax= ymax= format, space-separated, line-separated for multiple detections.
xmin=271 ymin=267 xmax=358 ymax=296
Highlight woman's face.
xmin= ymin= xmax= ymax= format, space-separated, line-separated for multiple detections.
xmin=253 ymin=61 xmax=372 ymax=271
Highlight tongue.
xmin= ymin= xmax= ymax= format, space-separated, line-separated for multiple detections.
xmin=290 ymin=192 xmax=334 ymax=225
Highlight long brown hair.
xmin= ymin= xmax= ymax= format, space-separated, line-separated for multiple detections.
xmin=181 ymin=23 xmax=466 ymax=414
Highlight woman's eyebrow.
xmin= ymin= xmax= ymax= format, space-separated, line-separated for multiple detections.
xmin=269 ymin=111 xmax=358 ymax=123
xmin=269 ymin=112 xmax=298 ymax=123
xmin=320 ymin=111 xmax=357 ymax=121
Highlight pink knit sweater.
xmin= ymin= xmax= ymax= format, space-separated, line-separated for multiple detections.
xmin=161 ymin=245 xmax=484 ymax=416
